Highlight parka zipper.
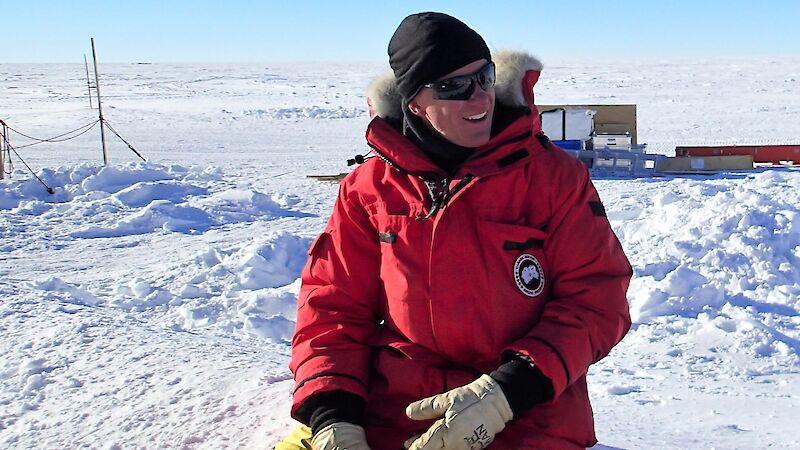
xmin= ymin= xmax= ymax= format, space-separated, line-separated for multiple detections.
xmin=417 ymin=174 xmax=475 ymax=221
xmin=367 ymin=143 xmax=478 ymax=220
xmin=367 ymin=143 xmax=413 ymax=175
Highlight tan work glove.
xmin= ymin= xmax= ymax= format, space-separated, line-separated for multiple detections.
xmin=310 ymin=422 xmax=371 ymax=450
xmin=405 ymin=374 xmax=513 ymax=450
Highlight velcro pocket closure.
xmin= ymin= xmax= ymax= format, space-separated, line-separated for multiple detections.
xmin=479 ymin=221 xmax=548 ymax=251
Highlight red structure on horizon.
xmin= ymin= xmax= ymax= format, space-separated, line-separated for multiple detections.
xmin=675 ymin=145 xmax=800 ymax=164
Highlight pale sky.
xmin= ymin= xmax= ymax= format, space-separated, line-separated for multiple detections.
xmin=4 ymin=0 xmax=799 ymax=63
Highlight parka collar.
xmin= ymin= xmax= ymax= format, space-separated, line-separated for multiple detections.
xmin=366 ymin=105 xmax=546 ymax=179
xmin=364 ymin=50 xmax=547 ymax=178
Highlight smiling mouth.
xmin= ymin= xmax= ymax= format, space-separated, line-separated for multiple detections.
xmin=464 ymin=112 xmax=487 ymax=121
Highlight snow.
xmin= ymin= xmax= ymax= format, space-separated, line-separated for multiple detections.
xmin=1 ymin=57 xmax=799 ymax=449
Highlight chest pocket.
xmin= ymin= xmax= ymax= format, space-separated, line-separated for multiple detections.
xmin=370 ymin=214 xmax=432 ymax=306
xmin=477 ymin=220 xmax=551 ymax=302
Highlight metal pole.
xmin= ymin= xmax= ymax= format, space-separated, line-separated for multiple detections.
xmin=0 ymin=120 xmax=6 ymax=180
xmin=84 ymin=54 xmax=93 ymax=109
xmin=91 ymin=38 xmax=108 ymax=165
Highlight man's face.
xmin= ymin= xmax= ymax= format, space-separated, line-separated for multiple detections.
xmin=408 ymin=59 xmax=496 ymax=148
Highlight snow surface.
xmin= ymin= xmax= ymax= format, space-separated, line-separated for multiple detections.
xmin=1 ymin=57 xmax=799 ymax=449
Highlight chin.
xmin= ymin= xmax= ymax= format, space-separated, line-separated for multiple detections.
xmin=461 ymin=131 xmax=492 ymax=148
xmin=434 ymin=120 xmax=493 ymax=148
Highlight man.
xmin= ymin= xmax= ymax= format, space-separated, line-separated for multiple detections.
xmin=282 ymin=11 xmax=632 ymax=450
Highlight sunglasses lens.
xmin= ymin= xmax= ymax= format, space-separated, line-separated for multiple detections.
xmin=478 ymin=63 xmax=496 ymax=90
xmin=430 ymin=78 xmax=473 ymax=100
xmin=427 ymin=62 xmax=495 ymax=101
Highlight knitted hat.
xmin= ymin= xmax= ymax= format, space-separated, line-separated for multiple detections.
xmin=388 ymin=12 xmax=491 ymax=100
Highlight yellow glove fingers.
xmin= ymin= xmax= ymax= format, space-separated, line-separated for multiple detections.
xmin=402 ymin=434 xmax=422 ymax=450
xmin=404 ymin=375 xmax=513 ymax=450
xmin=405 ymin=393 xmax=451 ymax=421
xmin=406 ymin=419 xmax=445 ymax=450
xmin=310 ymin=422 xmax=371 ymax=450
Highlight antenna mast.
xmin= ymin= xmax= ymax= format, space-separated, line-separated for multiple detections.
xmin=0 ymin=120 xmax=7 ymax=180
xmin=84 ymin=54 xmax=93 ymax=109
xmin=90 ymin=38 xmax=108 ymax=165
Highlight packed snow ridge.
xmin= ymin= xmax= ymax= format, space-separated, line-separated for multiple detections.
xmin=2 ymin=162 xmax=312 ymax=343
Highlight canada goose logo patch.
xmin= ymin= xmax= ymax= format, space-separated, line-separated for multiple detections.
xmin=514 ymin=254 xmax=545 ymax=297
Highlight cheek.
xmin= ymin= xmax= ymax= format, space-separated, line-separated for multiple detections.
xmin=426 ymin=107 xmax=460 ymax=130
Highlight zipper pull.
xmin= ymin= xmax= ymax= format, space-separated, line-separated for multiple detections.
xmin=441 ymin=174 xmax=475 ymax=205
xmin=416 ymin=175 xmax=475 ymax=220
xmin=417 ymin=177 xmax=444 ymax=220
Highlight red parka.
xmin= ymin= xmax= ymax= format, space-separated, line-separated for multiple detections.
xmin=291 ymin=52 xmax=632 ymax=450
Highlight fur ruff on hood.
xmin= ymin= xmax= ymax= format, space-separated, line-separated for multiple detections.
xmin=366 ymin=50 xmax=543 ymax=122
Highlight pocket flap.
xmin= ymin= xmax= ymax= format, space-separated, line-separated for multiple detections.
xmin=479 ymin=221 xmax=548 ymax=250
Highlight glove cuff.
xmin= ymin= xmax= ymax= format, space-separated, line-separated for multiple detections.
xmin=294 ymin=390 xmax=366 ymax=435
xmin=311 ymin=422 xmax=369 ymax=450
xmin=490 ymin=357 xmax=554 ymax=418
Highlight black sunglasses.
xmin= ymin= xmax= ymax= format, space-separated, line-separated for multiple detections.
xmin=423 ymin=62 xmax=496 ymax=101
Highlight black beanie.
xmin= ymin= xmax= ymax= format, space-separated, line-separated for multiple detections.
xmin=388 ymin=12 xmax=491 ymax=100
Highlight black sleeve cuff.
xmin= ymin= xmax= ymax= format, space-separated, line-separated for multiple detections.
xmin=490 ymin=354 xmax=554 ymax=418
xmin=294 ymin=390 xmax=366 ymax=435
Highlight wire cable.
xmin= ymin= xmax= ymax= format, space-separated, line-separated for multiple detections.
xmin=0 ymin=133 xmax=54 ymax=194
xmin=103 ymin=120 xmax=146 ymax=162
xmin=10 ymin=120 xmax=100 ymax=150
xmin=6 ymin=120 xmax=98 ymax=142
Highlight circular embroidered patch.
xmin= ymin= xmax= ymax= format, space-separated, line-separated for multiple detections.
xmin=513 ymin=254 xmax=545 ymax=297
